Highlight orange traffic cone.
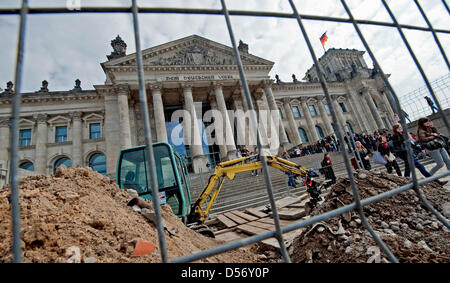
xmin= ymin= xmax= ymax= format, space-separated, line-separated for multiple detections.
xmin=130 ymin=240 xmax=155 ymax=257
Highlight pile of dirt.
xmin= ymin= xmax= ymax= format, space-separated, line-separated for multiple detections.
xmin=0 ymin=166 xmax=263 ymax=263
xmin=289 ymin=170 xmax=450 ymax=263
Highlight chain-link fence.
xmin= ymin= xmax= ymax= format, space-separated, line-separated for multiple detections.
xmin=399 ymin=72 xmax=450 ymax=122
xmin=2 ymin=0 xmax=449 ymax=263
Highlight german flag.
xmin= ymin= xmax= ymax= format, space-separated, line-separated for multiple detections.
xmin=320 ymin=32 xmax=328 ymax=47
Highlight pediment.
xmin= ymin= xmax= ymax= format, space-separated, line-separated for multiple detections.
xmin=19 ymin=118 xmax=35 ymax=127
xmin=48 ymin=115 xmax=71 ymax=125
xmin=307 ymin=97 xmax=317 ymax=104
xmin=104 ymin=35 xmax=274 ymax=68
xmin=83 ymin=113 xmax=103 ymax=122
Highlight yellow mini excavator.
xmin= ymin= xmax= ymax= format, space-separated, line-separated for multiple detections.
xmin=117 ymin=143 xmax=325 ymax=237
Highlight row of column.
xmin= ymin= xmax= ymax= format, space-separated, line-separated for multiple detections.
xmin=111 ymin=81 xmax=396 ymax=173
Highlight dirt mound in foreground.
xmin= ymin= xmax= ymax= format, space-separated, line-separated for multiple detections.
xmin=289 ymin=171 xmax=450 ymax=263
xmin=0 ymin=166 xmax=261 ymax=263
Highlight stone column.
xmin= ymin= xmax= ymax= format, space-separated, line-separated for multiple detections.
xmin=363 ymin=87 xmax=385 ymax=130
xmin=182 ymin=84 xmax=207 ymax=173
xmin=231 ymin=93 xmax=247 ymax=147
xmin=35 ymin=113 xmax=48 ymax=174
xmin=254 ymin=89 xmax=271 ymax=153
xmin=0 ymin=117 xmax=11 ymax=171
xmin=381 ymin=87 xmax=398 ymax=115
xmin=213 ymin=83 xmax=236 ymax=160
xmin=262 ymin=81 xmax=289 ymax=151
xmin=283 ymin=98 xmax=302 ymax=146
xmin=379 ymin=90 xmax=395 ymax=126
xmin=316 ymin=97 xmax=333 ymax=135
xmin=150 ymin=83 xmax=168 ymax=143
xmin=116 ymin=84 xmax=132 ymax=149
xmin=355 ymin=90 xmax=377 ymax=133
xmin=70 ymin=111 xmax=83 ymax=167
xmin=209 ymin=97 xmax=228 ymax=160
xmin=103 ymin=89 xmax=121 ymax=175
xmin=345 ymin=90 xmax=366 ymax=133
xmin=300 ymin=98 xmax=319 ymax=142
xmin=331 ymin=96 xmax=347 ymax=132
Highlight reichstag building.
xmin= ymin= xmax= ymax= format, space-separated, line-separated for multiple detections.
xmin=0 ymin=35 xmax=396 ymax=177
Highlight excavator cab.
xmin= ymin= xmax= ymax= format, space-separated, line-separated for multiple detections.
xmin=116 ymin=142 xmax=192 ymax=219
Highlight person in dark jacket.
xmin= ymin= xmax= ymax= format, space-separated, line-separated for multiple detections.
xmin=391 ymin=123 xmax=435 ymax=180
xmin=355 ymin=141 xmax=371 ymax=170
xmin=321 ymin=153 xmax=336 ymax=186
xmin=377 ymin=135 xmax=402 ymax=176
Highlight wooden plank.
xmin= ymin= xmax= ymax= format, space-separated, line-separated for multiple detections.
xmin=217 ymin=214 xmax=238 ymax=228
xmin=246 ymin=221 xmax=275 ymax=231
xmin=286 ymin=199 xmax=309 ymax=209
xmin=258 ymin=217 xmax=293 ymax=227
xmin=214 ymin=227 xmax=236 ymax=236
xmin=245 ymin=208 xmax=269 ymax=218
xmin=230 ymin=210 xmax=259 ymax=222
xmin=223 ymin=212 xmax=248 ymax=225
xmin=274 ymin=208 xmax=307 ymax=220
xmin=236 ymin=224 xmax=269 ymax=236
xmin=275 ymin=196 xmax=303 ymax=210
xmin=215 ymin=231 xmax=247 ymax=243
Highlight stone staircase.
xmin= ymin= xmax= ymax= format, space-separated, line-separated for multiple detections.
xmin=188 ymin=152 xmax=435 ymax=219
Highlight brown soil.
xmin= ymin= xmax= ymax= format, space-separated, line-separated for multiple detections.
xmin=0 ymin=166 xmax=263 ymax=263
xmin=289 ymin=170 xmax=450 ymax=263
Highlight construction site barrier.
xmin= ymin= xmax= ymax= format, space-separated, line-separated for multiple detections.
xmin=2 ymin=0 xmax=449 ymax=263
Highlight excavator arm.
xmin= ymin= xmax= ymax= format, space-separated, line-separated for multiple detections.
xmin=187 ymin=155 xmax=310 ymax=224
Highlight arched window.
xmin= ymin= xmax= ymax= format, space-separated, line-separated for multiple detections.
xmin=315 ymin=126 xmax=325 ymax=139
xmin=298 ymin=128 xmax=309 ymax=143
xmin=346 ymin=122 xmax=354 ymax=134
xmin=54 ymin=157 xmax=72 ymax=174
xmin=89 ymin=153 xmax=107 ymax=175
xmin=19 ymin=161 xmax=34 ymax=171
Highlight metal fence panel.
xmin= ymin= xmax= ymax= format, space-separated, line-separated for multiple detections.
xmin=2 ymin=0 xmax=449 ymax=263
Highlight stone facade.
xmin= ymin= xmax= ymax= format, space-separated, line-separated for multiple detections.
xmin=0 ymin=35 xmax=394 ymax=177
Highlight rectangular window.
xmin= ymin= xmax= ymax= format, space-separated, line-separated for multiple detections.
xmin=292 ymin=106 xmax=301 ymax=118
xmin=339 ymin=102 xmax=348 ymax=113
xmin=309 ymin=105 xmax=318 ymax=116
xmin=19 ymin=129 xmax=31 ymax=147
xmin=89 ymin=123 xmax=101 ymax=139
xmin=55 ymin=126 xmax=67 ymax=143
xmin=325 ymin=104 xmax=331 ymax=115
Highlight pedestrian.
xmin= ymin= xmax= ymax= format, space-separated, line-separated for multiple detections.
xmin=417 ymin=117 xmax=450 ymax=176
xmin=320 ymin=153 xmax=336 ymax=186
xmin=377 ymin=135 xmax=402 ymax=176
xmin=250 ymin=151 xmax=258 ymax=176
xmin=424 ymin=96 xmax=439 ymax=114
xmin=236 ymin=148 xmax=242 ymax=158
xmin=355 ymin=141 xmax=371 ymax=170
xmin=391 ymin=123 xmax=439 ymax=181
xmin=287 ymin=172 xmax=296 ymax=188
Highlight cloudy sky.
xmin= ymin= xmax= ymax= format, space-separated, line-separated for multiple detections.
xmin=0 ymin=0 xmax=449 ymax=114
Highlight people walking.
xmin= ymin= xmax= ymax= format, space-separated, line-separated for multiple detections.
xmin=424 ymin=96 xmax=439 ymax=114
xmin=355 ymin=141 xmax=371 ymax=170
xmin=377 ymin=135 xmax=402 ymax=176
xmin=391 ymin=123 xmax=435 ymax=180
xmin=417 ymin=117 xmax=450 ymax=177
